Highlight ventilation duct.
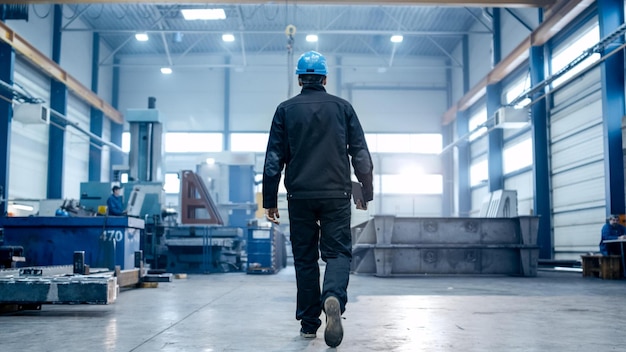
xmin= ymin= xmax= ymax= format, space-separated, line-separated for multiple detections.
xmin=0 ymin=5 xmax=29 ymax=21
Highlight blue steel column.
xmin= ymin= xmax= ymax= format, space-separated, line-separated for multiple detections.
xmin=530 ymin=45 xmax=552 ymax=259
xmin=487 ymin=84 xmax=503 ymax=192
xmin=598 ymin=0 xmax=626 ymax=216
xmin=0 ymin=42 xmax=15 ymax=216
xmin=110 ymin=57 xmax=123 ymax=181
xmin=223 ymin=56 xmax=231 ymax=151
xmin=47 ymin=4 xmax=67 ymax=199
xmin=487 ymin=8 xmax=503 ymax=192
xmin=89 ymin=32 xmax=104 ymax=181
xmin=456 ymin=35 xmax=471 ymax=217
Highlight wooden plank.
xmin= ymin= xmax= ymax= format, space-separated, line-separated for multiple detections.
xmin=0 ymin=21 xmax=123 ymax=124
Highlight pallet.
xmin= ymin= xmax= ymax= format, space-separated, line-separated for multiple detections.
xmin=581 ymin=255 xmax=622 ymax=279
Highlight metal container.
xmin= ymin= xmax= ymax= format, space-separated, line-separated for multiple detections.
xmin=351 ymin=216 xmax=539 ymax=277
xmin=246 ymin=227 xmax=286 ymax=275
xmin=0 ymin=216 xmax=144 ymax=270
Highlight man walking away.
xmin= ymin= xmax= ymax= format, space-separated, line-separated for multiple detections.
xmin=263 ymin=50 xmax=373 ymax=348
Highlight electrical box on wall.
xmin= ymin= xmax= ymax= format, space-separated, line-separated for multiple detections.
xmin=13 ymin=103 xmax=50 ymax=124
xmin=494 ymin=107 xmax=529 ymax=129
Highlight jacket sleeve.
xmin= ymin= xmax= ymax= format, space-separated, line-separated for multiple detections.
xmin=346 ymin=105 xmax=374 ymax=202
xmin=262 ymin=107 xmax=287 ymax=209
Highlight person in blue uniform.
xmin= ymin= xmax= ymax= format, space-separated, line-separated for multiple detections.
xmin=107 ymin=185 xmax=125 ymax=216
xmin=263 ymin=51 xmax=373 ymax=348
xmin=599 ymin=214 xmax=626 ymax=255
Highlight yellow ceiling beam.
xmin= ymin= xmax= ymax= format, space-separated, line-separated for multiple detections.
xmin=0 ymin=21 xmax=123 ymax=124
xmin=5 ymin=0 xmax=556 ymax=7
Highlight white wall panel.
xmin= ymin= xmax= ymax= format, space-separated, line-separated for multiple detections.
xmin=504 ymin=171 xmax=533 ymax=216
xmin=63 ymin=94 xmax=91 ymax=198
xmin=549 ymin=67 xmax=604 ymax=258
xmin=61 ymin=17 xmax=93 ymax=88
xmin=6 ymin=13 xmax=53 ymax=58
xmin=9 ymin=58 xmax=52 ymax=200
xmin=470 ymin=186 xmax=489 ymax=216
xmin=468 ymin=22 xmax=492 ymax=89
xmin=470 ymin=135 xmax=488 ymax=158
xmin=501 ymin=9 xmax=538 ymax=59
xmin=118 ymin=55 xmax=227 ymax=132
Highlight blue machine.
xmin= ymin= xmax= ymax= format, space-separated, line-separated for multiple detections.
xmin=0 ymin=216 xmax=143 ymax=270
xmin=246 ymin=226 xmax=287 ymax=274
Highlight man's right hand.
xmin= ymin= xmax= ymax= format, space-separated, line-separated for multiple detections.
xmin=356 ymin=199 xmax=368 ymax=211
xmin=265 ymin=208 xmax=280 ymax=224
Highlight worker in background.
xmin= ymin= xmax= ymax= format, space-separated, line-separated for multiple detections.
xmin=263 ymin=50 xmax=373 ymax=348
xmin=107 ymin=185 xmax=126 ymax=216
xmin=599 ymin=214 xmax=626 ymax=255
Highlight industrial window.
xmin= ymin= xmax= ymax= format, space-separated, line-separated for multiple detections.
xmin=503 ymin=138 xmax=533 ymax=174
xmin=551 ymin=23 xmax=600 ymax=88
xmin=231 ymin=133 xmax=269 ymax=152
xmin=468 ymin=107 xmax=488 ymax=141
xmin=163 ymin=172 xmax=180 ymax=194
xmin=364 ymin=133 xmax=442 ymax=154
xmin=504 ymin=74 xmax=532 ymax=108
xmin=122 ymin=132 xmax=130 ymax=153
xmin=377 ymin=174 xmax=443 ymax=194
xmin=165 ymin=133 xmax=223 ymax=153
xmin=470 ymin=159 xmax=488 ymax=186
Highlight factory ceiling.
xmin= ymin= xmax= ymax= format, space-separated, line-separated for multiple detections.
xmin=7 ymin=1 xmax=554 ymax=68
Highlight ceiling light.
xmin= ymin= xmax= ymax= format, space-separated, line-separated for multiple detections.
xmin=160 ymin=67 xmax=172 ymax=75
xmin=182 ymin=8 xmax=226 ymax=21
xmin=390 ymin=35 xmax=403 ymax=43
xmin=135 ymin=33 xmax=149 ymax=42
xmin=222 ymin=33 xmax=235 ymax=42
xmin=306 ymin=34 xmax=318 ymax=42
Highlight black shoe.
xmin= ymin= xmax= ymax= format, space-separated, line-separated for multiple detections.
xmin=324 ymin=296 xmax=343 ymax=348
xmin=300 ymin=328 xmax=316 ymax=339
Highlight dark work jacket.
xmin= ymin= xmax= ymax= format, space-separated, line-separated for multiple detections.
xmin=263 ymin=84 xmax=373 ymax=209
xmin=599 ymin=223 xmax=626 ymax=255
xmin=107 ymin=194 xmax=124 ymax=216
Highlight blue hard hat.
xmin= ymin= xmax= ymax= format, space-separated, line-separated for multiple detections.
xmin=295 ymin=51 xmax=328 ymax=76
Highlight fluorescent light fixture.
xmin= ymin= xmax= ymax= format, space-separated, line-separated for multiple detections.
xmin=160 ymin=67 xmax=173 ymax=74
xmin=306 ymin=34 xmax=318 ymax=42
xmin=222 ymin=33 xmax=235 ymax=42
xmin=135 ymin=33 xmax=149 ymax=42
xmin=390 ymin=35 xmax=403 ymax=43
xmin=182 ymin=8 xmax=226 ymax=21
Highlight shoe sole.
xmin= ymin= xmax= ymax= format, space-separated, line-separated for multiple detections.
xmin=324 ymin=297 xmax=343 ymax=348
xmin=300 ymin=332 xmax=316 ymax=339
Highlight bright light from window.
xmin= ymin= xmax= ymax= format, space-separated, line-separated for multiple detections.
xmin=306 ymin=34 xmax=318 ymax=42
xmin=468 ymin=107 xmax=488 ymax=141
xmin=164 ymin=173 xmax=180 ymax=194
xmin=551 ymin=24 xmax=600 ymax=87
xmin=503 ymin=138 xmax=533 ymax=174
xmin=165 ymin=133 xmax=223 ymax=153
xmin=222 ymin=33 xmax=235 ymax=42
xmin=380 ymin=174 xmax=442 ymax=194
xmin=135 ymin=33 xmax=149 ymax=42
xmin=231 ymin=133 xmax=269 ymax=152
xmin=504 ymin=75 xmax=532 ymax=108
xmin=390 ymin=35 xmax=403 ymax=43
xmin=470 ymin=159 xmax=488 ymax=186
xmin=160 ymin=67 xmax=172 ymax=75
xmin=206 ymin=158 xmax=215 ymax=165
xmin=364 ymin=133 xmax=442 ymax=154
xmin=122 ymin=132 xmax=130 ymax=152
xmin=181 ymin=8 xmax=226 ymax=20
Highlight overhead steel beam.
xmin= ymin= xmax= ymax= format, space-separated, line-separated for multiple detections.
xmin=63 ymin=28 xmax=492 ymax=36
xmin=442 ymin=0 xmax=594 ymax=125
xmin=6 ymin=1 xmax=557 ymax=7
xmin=0 ymin=21 xmax=123 ymax=123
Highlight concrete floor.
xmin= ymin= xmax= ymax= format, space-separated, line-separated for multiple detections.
xmin=1 ymin=266 xmax=625 ymax=352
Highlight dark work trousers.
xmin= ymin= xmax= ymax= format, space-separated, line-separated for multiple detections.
xmin=287 ymin=198 xmax=352 ymax=333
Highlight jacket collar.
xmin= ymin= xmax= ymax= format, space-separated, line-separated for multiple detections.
xmin=301 ymin=84 xmax=326 ymax=93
